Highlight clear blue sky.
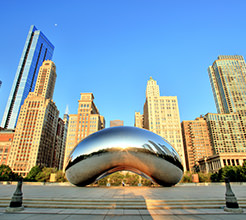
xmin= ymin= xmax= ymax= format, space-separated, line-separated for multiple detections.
xmin=1 ymin=0 xmax=246 ymax=128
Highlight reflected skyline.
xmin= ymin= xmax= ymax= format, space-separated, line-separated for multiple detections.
xmin=65 ymin=126 xmax=183 ymax=187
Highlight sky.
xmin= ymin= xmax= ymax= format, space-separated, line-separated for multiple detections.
xmin=1 ymin=0 xmax=246 ymax=128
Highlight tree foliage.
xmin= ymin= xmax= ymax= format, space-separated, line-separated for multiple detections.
xmin=35 ymin=167 xmax=57 ymax=182
xmin=97 ymin=172 xmax=153 ymax=186
xmin=180 ymin=172 xmax=193 ymax=183
xmin=24 ymin=165 xmax=42 ymax=181
xmin=211 ymin=163 xmax=246 ymax=182
xmin=0 ymin=164 xmax=20 ymax=181
xmin=56 ymin=170 xmax=67 ymax=182
xmin=192 ymin=164 xmax=200 ymax=173
xmin=198 ymin=172 xmax=211 ymax=182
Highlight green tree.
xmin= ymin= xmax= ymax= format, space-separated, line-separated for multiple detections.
xmin=25 ymin=165 xmax=42 ymax=181
xmin=180 ymin=172 xmax=192 ymax=183
xmin=125 ymin=173 xmax=139 ymax=186
xmin=97 ymin=177 xmax=108 ymax=186
xmin=96 ymin=172 xmax=152 ymax=186
xmin=35 ymin=167 xmax=57 ymax=182
xmin=192 ymin=164 xmax=200 ymax=173
xmin=0 ymin=164 xmax=20 ymax=181
xmin=211 ymin=164 xmax=246 ymax=182
xmin=198 ymin=172 xmax=211 ymax=182
xmin=210 ymin=172 xmax=219 ymax=182
xmin=142 ymin=177 xmax=152 ymax=186
xmin=56 ymin=170 xmax=67 ymax=182
xmin=224 ymin=166 xmax=238 ymax=182
xmin=241 ymin=161 xmax=246 ymax=181
xmin=109 ymin=172 xmax=124 ymax=186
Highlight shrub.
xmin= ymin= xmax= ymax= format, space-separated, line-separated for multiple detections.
xmin=181 ymin=172 xmax=192 ymax=183
xmin=198 ymin=172 xmax=211 ymax=182
xmin=56 ymin=170 xmax=67 ymax=182
xmin=35 ymin=167 xmax=57 ymax=182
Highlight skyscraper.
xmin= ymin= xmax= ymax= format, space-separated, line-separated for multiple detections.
xmin=7 ymin=61 xmax=59 ymax=176
xmin=207 ymin=55 xmax=246 ymax=153
xmin=135 ymin=77 xmax=186 ymax=169
xmin=208 ymin=55 xmax=246 ymax=116
xmin=181 ymin=116 xmax=213 ymax=171
xmin=198 ymin=55 xmax=246 ymax=172
xmin=63 ymin=93 xmax=105 ymax=169
xmin=1 ymin=25 xmax=54 ymax=129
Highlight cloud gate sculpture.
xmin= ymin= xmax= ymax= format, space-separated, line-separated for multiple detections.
xmin=65 ymin=126 xmax=183 ymax=187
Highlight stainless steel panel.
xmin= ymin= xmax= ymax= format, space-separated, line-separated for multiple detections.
xmin=65 ymin=126 xmax=183 ymax=186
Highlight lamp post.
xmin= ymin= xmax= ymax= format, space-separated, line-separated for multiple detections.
xmin=6 ymin=178 xmax=24 ymax=212
xmin=224 ymin=177 xmax=243 ymax=213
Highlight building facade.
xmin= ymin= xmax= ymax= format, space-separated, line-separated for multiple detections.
xmin=181 ymin=116 xmax=213 ymax=171
xmin=205 ymin=113 xmax=246 ymax=154
xmin=1 ymin=25 xmax=54 ymax=129
xmin=208 ymin=55 xmax=246 ymax=115
xmin=136 ymin=77 xmax=186 ymax=169
xmin=134 ymin=112 xmax=143 ymax=128
xmin=63 ymin=93 xmax=105 ymax=169
xmin=0 ymin=130 xmax=15 ymax=165
xmin=7 ymin=61 xmax=59 ymax=176
xmin=199 ymin=153 xmax=246 ymax=173
xmin=52 ymin=118 xmax=65 ymax=170
xmin=60 ymin=114 xmax=69 ymax=170
xmin=207 ymin=55 xmax=246 ymax=154
xmin=110 ymin=120 xmax=124 ymax=127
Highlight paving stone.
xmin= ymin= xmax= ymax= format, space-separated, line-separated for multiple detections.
xmin=104 ymin=215 xmax=143 ymax=220
xmin=91 ymin=209 xmax=108 ymax=215
xmin=107 ymin=209 xmax=124 ymax=215
xmin=123 ymin=209 xmax=140 ymax=215
xmin=1 ymin=184 xmax=246 ymax=219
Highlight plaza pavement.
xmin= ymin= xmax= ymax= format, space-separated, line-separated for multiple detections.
xmin=0 ymin=182 xmax=246 ymax=219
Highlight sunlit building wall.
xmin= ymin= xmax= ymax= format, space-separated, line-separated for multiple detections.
xmin=207 ymin=56 xmax=246 ymax=155
xmin=140 ymin=77 xmax=186 ymax=170
xmin=134 ymin=112 xmax=143 ymax=128
xmin=199 ymin=153 xmax=246 ymax=173
xmin=205 ymin=113 xmax=246 ymax=154
xmin=208 ymin=55 xmax=246 ymax=114
xmin=0 ymin=130 xmax=15 ymax=165
xmin=7 ymin=61 xmax=59 ymax=176
xmin=63 ymin=93 xmax=105 ymax=169
xmin=181 ymin=116 xmax=213 ymax=171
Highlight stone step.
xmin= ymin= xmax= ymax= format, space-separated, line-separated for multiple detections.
xmin=1 ymin=198 xmax=246 ymax=209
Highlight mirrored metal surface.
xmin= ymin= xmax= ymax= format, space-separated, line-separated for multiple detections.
xmin=65 ymin=126 xmax=183 ymax=186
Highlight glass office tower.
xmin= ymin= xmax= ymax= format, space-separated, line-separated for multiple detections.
xmin=208 ymin=55 xmax=246 ymax=115
xmin=1 ymin=25 xmax=54 ymax=129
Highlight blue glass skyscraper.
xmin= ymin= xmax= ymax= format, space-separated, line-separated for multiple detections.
xmin=1 ymin=25 xmax=54 ymax=129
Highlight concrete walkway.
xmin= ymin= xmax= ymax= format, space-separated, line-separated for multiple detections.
xmin=0 ymin=183 xmax=246 ymax=219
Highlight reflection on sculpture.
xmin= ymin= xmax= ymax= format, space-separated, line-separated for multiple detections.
xmin=65 ymin=126 xmax=183 ymax=186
